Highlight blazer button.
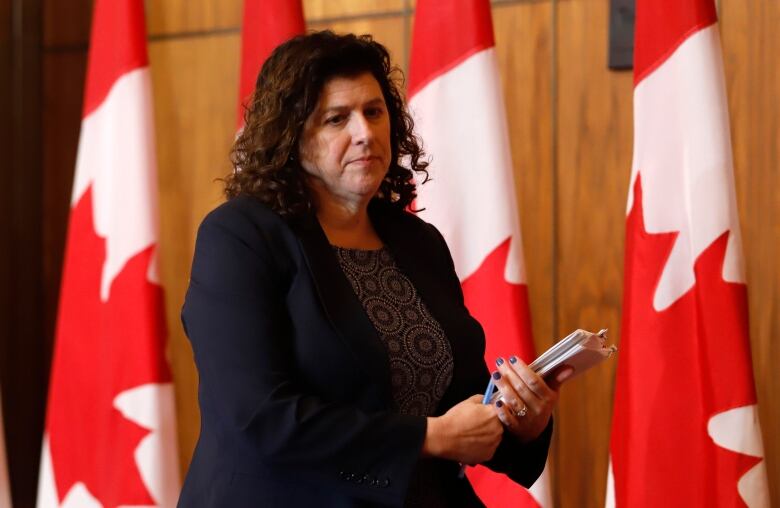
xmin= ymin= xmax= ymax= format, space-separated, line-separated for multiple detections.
xmin=381 ymin=478 xmax=391 ymax=488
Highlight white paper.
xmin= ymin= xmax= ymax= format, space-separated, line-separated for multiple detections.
xmin=530 ymin=329 xmax=617 ymax=380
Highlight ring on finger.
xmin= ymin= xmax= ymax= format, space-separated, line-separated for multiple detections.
xmin=499 ymin=395 xmax=527 ymax=419
xmin=507 ymin=397 xmax=527 ymax=418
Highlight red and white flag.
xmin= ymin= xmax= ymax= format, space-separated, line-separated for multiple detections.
xmin=409 ymin=1 xmax=549 ymax=506
xmin=36 ymin=0 xmax=179 ymax=506
xmin=0 ymin=383 xmax=10 ymax=508
xmin=236 ymin=0 xmax=305 ymax=129
xmin=606 ymin=1 xmax=769 ymax=506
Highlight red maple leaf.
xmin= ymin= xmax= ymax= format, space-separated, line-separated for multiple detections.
xmin=611 ymin=176 xmax=760 ymax=506
xmin=462 ymin=237 xmax=536 ymax=364
xmin=46 ymin=187 xmax=171 ymax=507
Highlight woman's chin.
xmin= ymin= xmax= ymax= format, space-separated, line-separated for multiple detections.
xmin=352 ymin=186 xmax=383 ymax=203
xmin=346 ymin=176 xmax=384 ymax=199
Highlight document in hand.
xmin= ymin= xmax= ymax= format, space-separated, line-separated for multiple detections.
xmin=530 ymin=329 xmax=617 ymax=380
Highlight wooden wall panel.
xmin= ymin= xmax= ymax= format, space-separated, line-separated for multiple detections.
xmin=304 ymin=0 xmax=404 ymax=20
xmin=721 ymin=2 xmax=780 ymax=505
xmin=492 ymin=2 xmax=554 ymax=372
xmin=45 ymin=0 xmax=242 ymax=45
xmin=146 ymin=0 xmax=241 ymax=37
xmin=43 ymin=0 xmax=91 ymax=47
xmin=554 ymin=0 xmax=633 ymax=506
xmin=148 ymin=33 xmax=241 ymax=470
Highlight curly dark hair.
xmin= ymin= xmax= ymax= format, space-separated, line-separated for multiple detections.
xmin=225 ymin=30 xmax=429 ymax=219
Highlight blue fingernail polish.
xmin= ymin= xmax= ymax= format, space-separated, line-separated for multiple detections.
xmin=509 ymin=356 xmax=518 ymax=364
xmin=492 ymin=371 xmax=501 ymax=380
xmin=496 ymin=357 xmax=504 ymax=366
xmin=496 ymin=400 xmax=503 ymax=408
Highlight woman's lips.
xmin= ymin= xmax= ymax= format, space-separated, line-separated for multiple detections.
xmin=350 ymin=155 xmax=379 ymax=163
xmin=348 ymin=155 xmax=382 ymax=167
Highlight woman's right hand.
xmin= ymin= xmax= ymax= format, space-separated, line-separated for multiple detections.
xmin=421 ymin=394 xmax=503 ymax=465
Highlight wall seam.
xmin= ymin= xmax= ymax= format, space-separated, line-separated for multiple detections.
xmin=550 ymin=1 xmax=559 ymax=350
xmin=550 ymin=0 xmax=560 ymax=506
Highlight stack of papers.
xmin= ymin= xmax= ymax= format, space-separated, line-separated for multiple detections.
xmin=529 ymin=328 xmax=617 ymax=380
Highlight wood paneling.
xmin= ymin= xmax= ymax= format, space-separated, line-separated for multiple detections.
xmin=146 ymin=0 xmax=241 ymax=37
xmin=304 ymin=0 xmax=404 ymax=21
xmin=46 ymin=0 xmax=241 ymax=46
xmin=721 ymin=2 xmax=780 ymax=505
xmin=492 ymin=2 xmax=554 ymax=369
xmin=554 ymin=0 xmax=633 ymax=506
xmin=43 ymin=0 xmax=91 ymax=47
xmin=148 ymin=33 xmax=241 ymax=470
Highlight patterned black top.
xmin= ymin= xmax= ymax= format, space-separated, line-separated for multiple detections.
xmin=334 ymin=246 xmax=457 ymax=506
xmin=333 ymin=246 xmax=454 ymax=417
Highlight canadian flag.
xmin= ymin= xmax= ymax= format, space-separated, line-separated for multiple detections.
xmin=606 ymin=0 xmax=769 ymax=507
xmin=408 ymin=1 xmax=550 ymax=506
xmin=236 ymin=0 xmax=305 ymax=129
xmin=36 ymin=0 xmax=179 ymax=507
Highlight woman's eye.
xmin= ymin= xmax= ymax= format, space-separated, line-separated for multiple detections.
xmin=365 ymin=107 xmax=384 ymax=118
xmin=325 ymin=115 xmax=344 ymax=125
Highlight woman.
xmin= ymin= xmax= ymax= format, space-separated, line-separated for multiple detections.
xmin=179 ymin=31 xmax=570 ymax=507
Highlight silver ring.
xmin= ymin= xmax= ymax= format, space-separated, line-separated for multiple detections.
xmin=516 ymin=405 xmax=528 ymax=417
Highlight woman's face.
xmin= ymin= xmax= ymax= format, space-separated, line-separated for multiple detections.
xmin=298 ymin=72 xmax=391 ymax=211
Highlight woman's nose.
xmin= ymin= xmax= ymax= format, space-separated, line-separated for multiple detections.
xmin=350 ymin=114 xmax=374 ymax=144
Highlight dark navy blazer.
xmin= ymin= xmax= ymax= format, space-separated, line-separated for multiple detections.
xmin=178 ymin=196 xmax=551 ymax=507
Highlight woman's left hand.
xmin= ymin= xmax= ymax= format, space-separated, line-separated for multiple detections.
xmin=490 ymin=356 xmax=573 ymax=442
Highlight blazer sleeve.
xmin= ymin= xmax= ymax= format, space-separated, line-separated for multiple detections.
xmin=182 ymin=204 xmax=426 ymax=506
xmin=425 ymin=222 xmax=552 ymax=487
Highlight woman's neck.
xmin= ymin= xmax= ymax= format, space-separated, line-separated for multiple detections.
xmin=315 ymin=198 xmax=383 ymax=250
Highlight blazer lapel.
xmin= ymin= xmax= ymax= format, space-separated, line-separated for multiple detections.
xmin=293 ymin=214 xmax=393 ymax=402
xmin=370 ymin=202 xmax=456 ymax=338
xmin=371 ymin=208 xmax=438 ymax=313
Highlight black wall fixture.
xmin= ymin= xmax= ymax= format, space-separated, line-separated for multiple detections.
xmin=609 ymin=0 xmax=635 ymax=70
